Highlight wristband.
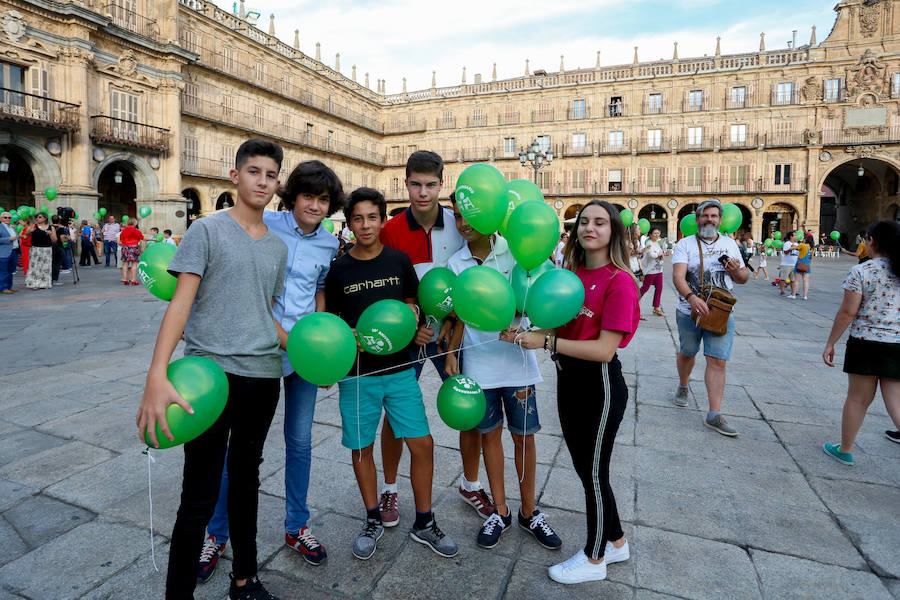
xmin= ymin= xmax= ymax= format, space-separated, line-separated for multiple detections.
xmin=543 ymin=333 xmax=551 ymax=352
xmin=685 ymin=292 xmax=696 ymax=300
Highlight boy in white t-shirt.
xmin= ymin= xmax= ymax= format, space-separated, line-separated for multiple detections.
xmin=444 ymin=196 xmax=562 ymax=552
xmin=779 ymin=231 xmax=799 ymax=298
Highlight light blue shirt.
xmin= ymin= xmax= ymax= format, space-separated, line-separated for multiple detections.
xmin=263 ymin=209 xmax=339 ymax=376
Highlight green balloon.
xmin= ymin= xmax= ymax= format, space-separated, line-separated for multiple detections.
xmin=138 ymin=243 xmax=177 ymax=301
xmin=418 ymin=267 xmax=456 ymax=322
xmin=720 ymin=203 xmax=742 ymax=233
xmin=10 ymin=213 xmax=19 ymax=223
xmin=93 ymin=212 xmax=101 ymax=221
xmin=765 ymin=247 xmax=773 ymax=256
xmin=436 ymin=374 xmax=487 ymax=431
xmin=680 ymin=214 xmax=698 ymax=236
xmin=122 ymin=215 xmax=129 ymax=223
xmin=39 ymin=205 xmax=49 ymax=215
xmin=17 ymin=205 xmax=28 ymax=215
xmin=451 ymin=265 xmax=516 ymax=332
xmin=455 ymin=163 xmax=509 ymax=235
xmin=637 ymin=218 xmax=651 ymax=235
xmin=155 ymin=233 xmax=163 ymax=242
xmin=510 ymin=260 xmax=554 ymax=313
xmin=145 ymin=356 xmax=229 ymax=449
xmin=44 ymin=188 xmax=57 ymax=202
xmin=524 ymin=269 xmax=586 ymax=329
xmin=502 ymin=179 xmax=543 ymax=237
xmin=830 ymin=230 xmax=840 ymax=240
xmin=620 ymin=209 xmax=634 ymax=227
xmin=287 ymin=312 xmax=357 ymax=386
xmin=356 ymin=299 xmax=417 ymax=355
xmin=506 ymin=201 xmax=560 ymax=270
xmin=99 ymin=207 xmax=107 ymax=216
xmin=774 ymin=240 xmax=784 ymax=249
xmin=764 ymin=238 xmax=773 ymax=247
xmin=773 ymin=231 xmax=782 ymax=240
xmin=15 ymin=224 xmax=23 ymax=233
xmin=139 ymin=206 xmax=152 ymax=219
xmin=322 ymin=218 xmax=335 ymax=233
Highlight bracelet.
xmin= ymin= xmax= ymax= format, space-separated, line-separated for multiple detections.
xmin=552 ymin=335 xmax=559 ymax=354
xmin=543 ymin=333 xmax=551 ymax=352
xmin=685 ymin=292 xmax=696 ymax=300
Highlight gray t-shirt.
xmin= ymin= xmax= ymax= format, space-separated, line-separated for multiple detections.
xmin=168 ymin=211 xmax=288 ymax=378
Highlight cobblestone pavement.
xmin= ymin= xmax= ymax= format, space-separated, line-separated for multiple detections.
xmin=0 ymin=256 xmax=898 ymax=600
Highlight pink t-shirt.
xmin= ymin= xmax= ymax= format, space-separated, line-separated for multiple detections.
xmin=557 ymin=264 xmax=640 ymax=347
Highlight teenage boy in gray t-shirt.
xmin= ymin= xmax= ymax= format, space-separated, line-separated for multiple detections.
xmin=136 ymin=139 xmax=288 ymax=600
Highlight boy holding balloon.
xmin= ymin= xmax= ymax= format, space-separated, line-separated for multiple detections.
xmin=136 ymin=139 xmax=288 ymax=600
xmin=324 ymin=187 xmax=458 ymax=561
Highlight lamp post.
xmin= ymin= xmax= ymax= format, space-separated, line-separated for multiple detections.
xmin=519 ymin=139 xmax=553 ymax=185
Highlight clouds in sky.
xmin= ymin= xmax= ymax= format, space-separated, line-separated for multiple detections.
xmin=216 ymin=0 xmax=836 ymax=94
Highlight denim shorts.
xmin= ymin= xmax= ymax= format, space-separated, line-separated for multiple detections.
xmin=476 ymin=385 xmax=541 ymax=436
xmin=675 ymin=310 xmax=735 ymax=361
xmin=337 ymin=368 xmax=430 ymax=450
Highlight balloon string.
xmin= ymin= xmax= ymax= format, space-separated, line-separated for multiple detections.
xmin=143 ymin=447 xmax=159 ymax=572
xmin=517 ymin=272 xmax=532 ymax=332
xmin=355 ymin=355 xmax=361 ymax=464
xmin=511 ymin=331 xmax=530 ymax=484
xmin=488 ymin=235 xmax=502 ymax=274
xmin=343 ymin=338 xmax=499 ymax=381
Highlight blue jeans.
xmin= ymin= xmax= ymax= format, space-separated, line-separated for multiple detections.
xmin=675 ymin=310 xmax=735 ymax=361
xmin=408 ymin=341 xmax=451 ymax=382
xmin=62 ymin=246 xmax=72 ymax=270
xmin=103 ymin=240 xmax=117 ymax=266
xmin=207 ymin=372 xmax=318 ymax=540
xmin=0 ymin=251 xmax=15 ymax=291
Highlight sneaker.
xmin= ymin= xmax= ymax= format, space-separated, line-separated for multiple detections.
xmin=704 ymin=415 xmax=738 ymax=437
xmin=379 ymin=490 xmax=399 ymax=527
xmin=228 ymin=574 xmax=279 ymax=600
xmin=352 ymin=519 xmax=383 ymax=560
xmin=60 ymin=269 xmax=71 ymax=274
xmin=548 ymin=550 xmax=606 ymax=584
xmin=802 ymin=296 xmax=808 ymax=300
xmin=285 ymin=527 xmax=327 ymax=565
xmin=196 ymin=535 xmax=226 ymax=583
xmin=673 ymin=386 xmax=689 ymax=408
xmin=787 ymin=294 xmax=797 ymax=299
xmin=604 ymin=539 xmax=630 ymax=564
xmin=518 ymin=509 xmax=562 ymax=549
xmin=459 ymin=485 xmax=494 ymax=518
xmin=52 ymin=281 xmax=63 ymax=286
xmin=823 ymin=443 xmax=854 ymax=466
xmin=886 ymin=430 xmax=900 ymax=444
xmin=409 ymin=517 xmax=458 ymax=557
xmin=477 ymin=510 xmax=511 ymax=548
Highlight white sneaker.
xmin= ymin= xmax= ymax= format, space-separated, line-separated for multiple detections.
xmin=548 ymin=550 xmax=606 ymax=584
xmin=604 ymin=539 xmax=630 ymax=564
xmin=802 ymin=296 xmax=808 ymax=300
xmin=787 ymin=294 xmax=797 ymax=299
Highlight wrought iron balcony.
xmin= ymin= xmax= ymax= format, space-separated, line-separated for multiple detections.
xmin=90 ymin=115 xmax=170 ymax=152
xmin=0 ymin=87 xmax=80 ymax=132
xmin=764 ymin=131 xmax=808 ymax=148
xmin=678 ymin=136 xmax=712 ymax=151
xmin=567 ymin=105 xmax=590 ymax=120
xmin=531 ymin=109 xmax=555 ymax=123
xmin=106 ymin=3 xmax=159 ymax=40
xmin=725 ymin=91 xmax=753 ymax=109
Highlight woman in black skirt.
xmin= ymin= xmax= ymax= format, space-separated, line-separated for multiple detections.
xmin=823 ymin=220 xmax=900 ymax=466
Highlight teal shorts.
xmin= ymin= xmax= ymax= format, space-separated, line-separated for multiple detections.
xmin=337 ymin=367 xmax=430 ymax=450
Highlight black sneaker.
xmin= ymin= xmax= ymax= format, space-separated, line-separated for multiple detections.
xmin=477 ymin=510 xmax=512 ymax=548
xmin=228 ymin=574 xmax=279 ymax=600
xmin=518 ymin=509 xmax=562 ymax=550
xmin=886 ymin=430 xmax=900 ymax=444
xmin=196 ymin=535 xmax=226 ymax=583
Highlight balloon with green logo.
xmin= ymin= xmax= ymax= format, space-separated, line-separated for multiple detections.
xmin=437 ymin=374 xmax=487 ymax=431
xmin=322 ymin=219 xmax=335 ymax=233
xmin=355 ymin=299 xmax=417 ymax=356
xmin=39 ymin=205 xmax=49 ymax=215
xmin=510 ymin=260 xmax=554 ymax=313
xmin=44 ymin=188 xmax=57 ymax=202
xmin=139 ymin=206 xmax=152 ymax=219
xmin=455 ymin=163 xmax=509 ymax=235
xmin=155 ymin=233 xmax=163 ymax=242
xmin=502 ymin=179 xmax=543 ymax=237
xmin=637 ymin=218 xmax=651 ymax=235
xmin=452 ymin=265 xmax=516 ymax=331
xmin=680 ymin=214 xmax=698 ymax=236
xmin=765 ymin=247 xmax=773 ymax=256
xmin=720 ymin=203 xmax=742 ymax=233
xmin=418 ymin=267 xmax=456 ymax=322
xmin=505 ymin=201 xmax=560 ymax=270
xmin=524 ymin=268 xmax=586 ymax=329
xmin=795 ymin=230 xmax=803 ymax=240
xmin=17 ymin=205 xmax=28 ymax=216
xmin=15 ymin=224 xmax=23 ymax=233
xmin=774 ymin=240 xmax=784 ymax=249
xmin=138 ymin=243 xmax=177 ymax=301
xmin=764 ymin=238 xmax=773 ymax=247
xmin=144 ymin=356 xmax=229 ymax=449
xmin=93 ymin=212 xmax=101 ymax=221
xmin=620 ymin=209 xmax=634 ymax=228
xmin=10 ymin=213 xmax=18 ymax=223
xmin=122 ymin=215 xmax=129 ymax=223
xmin=99 ymin=207 xmax=107 ymax=217
xmin=830 ymin=230 xmax=840 ymax=241
xmin=773 ymin=231 xmax=782 ymax=240
xmin=286 ymin=312 xmax=357 ymax=386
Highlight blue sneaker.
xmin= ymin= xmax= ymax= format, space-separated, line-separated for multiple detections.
xmin=823 ymin=443 xmax=854 ymax=466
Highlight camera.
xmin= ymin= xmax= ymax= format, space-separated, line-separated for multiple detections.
xmin=56 ymin=206 xmax=75 ymax=226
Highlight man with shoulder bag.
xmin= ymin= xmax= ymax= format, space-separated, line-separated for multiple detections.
xmin=671 ymin=200 xmax=750 ymax=437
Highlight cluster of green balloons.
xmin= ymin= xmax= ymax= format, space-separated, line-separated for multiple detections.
xmin=138 ymin=243 xmax=177 ymax=301
xmin=355 ymin=299 xmax=417 ymax=355
xmin=144 ymin=356 xmax=229 ymax=449
xmin=139 ymin=206 xmax=152 ymax=219
xmin=437 ymin=374 xmax=487 ymax=431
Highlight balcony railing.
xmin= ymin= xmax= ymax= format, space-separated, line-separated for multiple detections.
xmin=683 ymin=96 xmax=708 ymax=112
xmin=607 ymin=102 xmax=625 ymax=117
xmin=758 ymin=177 xmax=809 ymax=193
xmin=822 ymin=126 xmax=900 ymax=146
xmin=90 ymin=115 xmax=169 ymax=152
xmin=770 ymin=88 xmax=800 ymax=106
xmin=567 ymin=106 xmax=590 ymax=120
xmin=764 ymin=131 xmax=807 ymax=148
xmin=719 ymin=133 xmax=758 ymax=150
xmin=106 ymin=3 xmax=159 ymax=40
xmin=460 ymin=147 xmax=494 ymax=161
xmin=467 ymin=114 xmax=487 ymax=127
xmin=0 ymin=87 xmax=80 ymax=132
xmin=498 ymin=111 xmax=520 ymax=125
xmin=562 ymin=142 xmax=593 ymax=156
xmin=725 ymin=91 xmax=753 ymax=109
xmin=181 ymin=154 xmax=233 ymax=179
xmin=678 ymin=136 xmax=712 ymax=151
xmin=532 ymin=109 xmax=554 ymax=123
xmin=435 ymin=116 xmax=456 ymax=130
xmin=598 ymin=140 xmax=630 ymax=154
xmin=642 ymin=99 xmax=665 ymax=115
xmin=637 ymin=139 xmax=671 ymax=153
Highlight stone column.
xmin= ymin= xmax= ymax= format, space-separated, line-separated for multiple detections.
xmin=56 ymin=45 xmax=99 ymax=217
xmin=154 ymin=78 xmax=189 ymax=236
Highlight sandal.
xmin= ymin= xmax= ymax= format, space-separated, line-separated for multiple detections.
xmin=122 ymin=280 xmax=129 ymax=285
xmin=131 ymin=281 xmax=140 ymax=285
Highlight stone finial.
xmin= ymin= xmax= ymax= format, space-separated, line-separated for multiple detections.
xmin=673 ymin=41 xmax=678 ymax=60
xmin=462 ymin=66 xmax=466 ymax=84
xmin=365 ymin=72 xmax=370 ymax=88
xmin=492 ymin=63 xmax=497 ymax=80
xmin=715 ymin=36 xmax=721 ymax=56
xmin=432 ymin=70 xmax=436 ymax=87
xmin=402 ymin=77 xmax=407 ymax=93
xmin=560 ymin=54 xmax=564 ymax=72
xmin=759 ymin=32 xmax=765 ymax=52
xmin=268 ymin=14 xmax=274 ymax=36
xmin=239 ymin=0 xmax=245 ymax=18
xmin=633 ymin=46 xmax=638 ymax=64
xmin=335 ymin=52 xmax=340 ymax=71
xmin=352 ymin=65 xmax=356 ymax=81
xmin=810 ymin=25 xmax=817 ymax=46
xmin=315 ymin=42 xmax=321 ymax=61
xmin=525 ymin=58 xmax=530 ymax=75
xmin=293 ymin=29 xmax=299 ymax=49
xmin=596 ymin=50 xmax=601 ymax=68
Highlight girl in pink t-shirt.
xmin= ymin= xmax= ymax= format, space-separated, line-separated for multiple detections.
xmin=502 ymin=200 xmax=639 ymax=584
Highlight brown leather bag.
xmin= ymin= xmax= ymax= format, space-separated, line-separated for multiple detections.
xmin=690 ymin=237 xmax=737 ymax=336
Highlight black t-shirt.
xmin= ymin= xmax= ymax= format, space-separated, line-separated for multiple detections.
xmin=324 ymin=246 xmax=419 ymax=376
xmin=30 ymin=226 xmax=52 ymax=247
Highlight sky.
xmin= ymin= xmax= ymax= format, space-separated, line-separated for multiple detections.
xmin=218 ymin=0 xmax=838 ymax=94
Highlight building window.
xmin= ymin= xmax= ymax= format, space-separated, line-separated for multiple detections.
xmin=647 ymin=93 xmax=662 ymax=113
xmin=390 ymin=146 xmax=400 ymax=163
xmin=824 ymin=78 xmax=841 ymax=102
xmin=686 ymin=166 xmax=702 ymax=187
xmin=730 ymin=124 xmax=747 ymax=143
xmin=571 ymin=133 xmax=586 ymax=150
xmin=440 ymin=110 xmax=454 ymax=128
xmin=472 ymin=107 xmax=485 ymax=126
xmin=281 ymin=113 xmax=290 ymax=129
xmin=111 ymin=89 xmax=138 ymax=122
xmin=0 ymin=62 xmax=26 ymax=108
xmin=537 ymin=170 xmax=552 ymax=189
xmin=731 ymin=86 xmax=746 ymax=107
xmin=223 ymin=47 xmax=235 ymax=72
xmin=774 ymin=164 xmax=791 ymax=185
xmin=608 ymin=169 xmax=622 ymax=191
xmin=729 ymin=165 xmax=746 ymax=186
xmin=688 ymin=89 xmax=703 ymax=109
xmin=253 ymin=104 xmax=264 ymax=127
xmin=775 ymin=82 xmax=793 ymax=105
xmin=537 ymin=135 xmax=551 ymax=152
xmin=535 ymin=102 xmax=552 ymax=121
xmin=608 ymin=131 xmax=623 ymax=149
xmin=407 ymin=144 xmax=417 ymax=155
xmin=892 ymin=73 xmax=900 ymax=98
xmin=222 ymin=95 xmax=234 ymax=119
xmin=609 ymin=96 xmax=623 ymax=117
xmin=391 ymin=177 xmax=400 ymax=193
xmin=647 ymin=129 xmax=662 ymax=148
xmin=687 ymin=127 xmax=702 ymax=146
xmin=183 ymin=136 xmax=198 ymax=172
xmin=504 ymin=171 xmax=515 ymax=182
xmin=221 ymin=145 xmax=234 ymax=177
xmin=572 ymin=169 xmax=586 ymax=189
xmin=647 ymin=167 xmax=662 ymax=189
xmin=327 ymin=130 xmax=333 ymax=149
xmin=281 ymin=74 xmax=291 ymax=95
xmin=254 ymin=62 xmax=266 ymax=83
xmin=183 ymin=82 xmax=198 ymax=111
xmin=503 ymin=137 xmax=516 ymax=156
xmin=572 ymin=99 xmax=585 ymax=119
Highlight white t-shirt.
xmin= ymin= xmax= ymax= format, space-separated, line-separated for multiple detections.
xmin=164 ymin=237 xmax=177 ymax=246
xmin=780 ymin=240 xmax=799 ymax=267
xmin=672 ymin=234 xmax=742 ymax=315
xmin=447 ymin=237 xmax=542 ymax=390
xmin=554 ymin=241 xmax=566 ymax=268
xmin=642 ymin=239 xmax=665 ymax=275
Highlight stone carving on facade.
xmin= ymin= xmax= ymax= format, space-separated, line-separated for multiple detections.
xmin=844 ymin=144 xmax=883 ymax=159
xmin=859 ymin=1 xmax=884 ymax=38
xmin=95 ymin=50 xmax=158 ymax=88
xmin=2 ymin=10 xmax=26 ymax=42
xmin=801 ymin=77 xmax=821 ymax=102
xmin=117 ymin=50 xmax=137 ymax=76
xmin=846 ymin=49 xmax=886 ymax=100
xmin=56 ymin=45 xmax=95 ymax=66
xmin=806 ymin=129 xmax=821 ymax=145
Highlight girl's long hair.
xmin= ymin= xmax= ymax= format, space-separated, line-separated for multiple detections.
xmin=562 ymin=200 xmax=637 ymax=286
xmin=867 ymin=220 xmax=900 ymax=278
xmin=628 ymin=222 xmax=642 ymax=256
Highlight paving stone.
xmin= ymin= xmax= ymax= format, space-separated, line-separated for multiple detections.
xmin=0 ymin=440 xmax=115 ymax=488
xmin=883 ymin=578 xmax=900 ymax=600
xmin=0 ymin=420 xmax=21 ymax=437
xmin=751 ymin=548 xmax=894 ymax=600
xmin=2 ymin=395 xmax=96 ymax=428
xmin=37 ymin=404 xmax=141 ymax=452
xmin=836 ymin=515 xmax=900 ymax=578
xmin=540 ymin=465 xmax=635 ymax=523
xmin=502 ymin=556 xmax=635 ymax=600
xmin=0 ymin=478 xmax=36 ymax=513
xmin=809 ymin=477 xmax=900 ymax=524
xmin=3 ymin=494 xmax=94 ymax=548
xmin=0 ymin=518 xmax=28 ymax=567
xmin=784 ymin=442 xmax=898 ymax=487
xmin=0 ymin=429 xmax=67 ymax=468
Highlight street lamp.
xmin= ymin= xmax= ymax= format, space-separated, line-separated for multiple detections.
xmin=114 ymin=169 xmax=123 ymax=184
xmin=0 ymin=156 xmax=9 ymax=173
xmin=519 ymin=139 xmax=553 ymax=185
xmin=857 ymin=162 xmax=865 ymax=177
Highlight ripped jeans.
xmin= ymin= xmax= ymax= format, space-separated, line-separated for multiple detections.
xmin=475 ymin=385 xmax=541 ymax=435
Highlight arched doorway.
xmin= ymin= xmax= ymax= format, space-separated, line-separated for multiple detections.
xmin=821 ymin=157 xmax=900 ymax=238
xmin=216 ymin=192 xmax=234 ymax=210
xmin=0 ymin=147 xmax=35 ymax=210
xmin=732 ymin=203 xmax=752 ymax=238
xmin=97 ymin=162 xmax=137 ymax=221
xmin=638 ymin=203 xmax=667 ymax=237
xmin=0 ymin=135 xmax=61 ymax=206
xmin=182 ymin=188 xmax=201 ymax=228
xmin=762 ymin=202 xmax=796 ymax=240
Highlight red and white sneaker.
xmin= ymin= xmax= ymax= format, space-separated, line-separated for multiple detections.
xmin=196 ymin=535 xmax=226 ymax=584
xmin=285 ymin=527 xmax=327 ymax=565
xmin=458 ymin=485 xmax=494 ymax=518
xmin=379 ymin=491 xmax=400 ymax=527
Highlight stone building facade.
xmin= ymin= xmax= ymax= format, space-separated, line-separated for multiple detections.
xmin=2 ymin=0 xmax=900 ymax=240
